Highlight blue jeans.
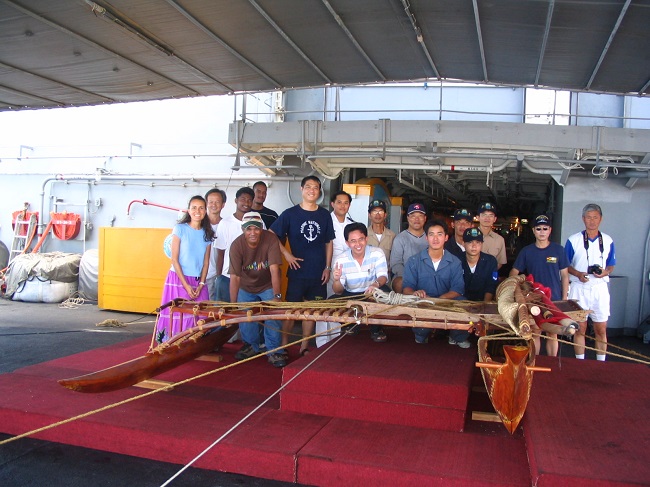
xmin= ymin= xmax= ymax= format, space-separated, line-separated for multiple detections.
xmin=237 ymin=287 xmax=281 ymax=353
xmin=206 ymin=275 xmax=218 ymax=301
xmin=215 ymin=275 xmax=230 ymax=302
xmin=414 ymin=328 xmax=469 ymax=342
xmin=449 ymin=329 xmax=470 ymax=342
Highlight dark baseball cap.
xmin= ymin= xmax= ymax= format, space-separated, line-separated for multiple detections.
xmin=407 ymin=203 xmax=426 ymax=215
xmin=463 ymin=227 xmax=484 ymax=243
xmin=368 ymin=199 xmax=387 ymax=212
xmin=478 ymin=202 xmax=497 ymax=215
xmin=453 ymin=208 xmax=474 ymax=221
xmin=533 ymin=214 xmax=551 ymax=227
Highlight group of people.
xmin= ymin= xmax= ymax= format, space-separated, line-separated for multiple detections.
xmin=155 ymin=175 xmax=616 ymax=367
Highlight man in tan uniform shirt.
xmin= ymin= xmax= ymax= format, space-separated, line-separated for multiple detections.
xmin=477 ymin=202 xmax=507 ymax=269
xmin=366 ymin=199 xmax=396 ymax=268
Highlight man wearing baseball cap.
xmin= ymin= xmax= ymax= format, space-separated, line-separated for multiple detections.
xmin=510 ymin=214 xmax=569 ymax=356
xmin=477 ymin=202 xmax=507 ymax=269
xmin=444 ymin=208 xmax=475 ymax=260
xmin=461 ymin=227 xmax=498 ymax=302
xmin=229 ymin=212 xmax=286 ymax=367
xmin=390 ymin=203 xmax=429 ymax=293
xmin=366 ymin=199 xmax=396 ymax=266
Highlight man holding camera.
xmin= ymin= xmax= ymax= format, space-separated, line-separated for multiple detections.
xmin=565 ymin=204 xmax=616 ymax=361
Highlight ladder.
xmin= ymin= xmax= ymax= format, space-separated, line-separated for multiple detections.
xmin=9 ymin=213 xmax=38 ymax=265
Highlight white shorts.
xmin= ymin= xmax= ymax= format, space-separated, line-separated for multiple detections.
xmin=568 ymin=281 xmax=610 ymax=323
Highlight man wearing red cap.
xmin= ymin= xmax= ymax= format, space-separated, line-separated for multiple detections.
xmin=390 ymin=202 xmax=428 ymax=293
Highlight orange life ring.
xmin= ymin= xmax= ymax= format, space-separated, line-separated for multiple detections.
xmin=51 ymin=212 xmax=82 ymax=240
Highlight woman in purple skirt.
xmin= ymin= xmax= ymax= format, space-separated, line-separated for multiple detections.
xmin=156 ymin=195 xmax=215 ymax=343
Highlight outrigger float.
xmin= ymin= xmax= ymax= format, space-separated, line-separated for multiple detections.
xmin=59 ymin=275 xmax=588 ymax=434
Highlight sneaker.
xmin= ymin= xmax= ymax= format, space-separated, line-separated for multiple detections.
xmin=448 ymin=337 xmax=470 ymax=348
xmin=267 ymin=353 xmax=287 ymax=368
xmin=415 ymin=336 xmax=429 ymax=344
xmin=371 ymin=329 xmax=387 ymax=343
xmin=227 ymin=329 xmax=241 ymax=343
xmin=346 ymin=323 xmax=359 ymax=335
xmin=235 ymin=344 xmax=259 ymax=360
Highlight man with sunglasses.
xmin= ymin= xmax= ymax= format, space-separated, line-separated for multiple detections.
xmin=510 ymin=214 xmax=569 ymax=356
xmin=565 ymin=204 xmax=616 ymax=361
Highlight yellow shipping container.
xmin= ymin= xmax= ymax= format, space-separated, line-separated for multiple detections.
xmin=99 ymin=227 xmax=170 ymax=313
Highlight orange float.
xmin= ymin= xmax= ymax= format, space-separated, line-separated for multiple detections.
xmin=51 ymin=212 xmax=82 ymax=240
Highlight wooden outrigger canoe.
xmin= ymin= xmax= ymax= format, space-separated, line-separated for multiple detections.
xmin=58 ymin=296 xmax=489 ymax=393
xmin=58 ymin=282 xmax=588 ymax=433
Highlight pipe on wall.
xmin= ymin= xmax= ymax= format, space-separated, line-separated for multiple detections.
xmin=38 ymin=173 xmax=304 ymax=234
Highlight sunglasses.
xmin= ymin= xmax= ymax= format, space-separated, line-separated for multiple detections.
xmin=534 ymin=227 xmax=550 ymax=231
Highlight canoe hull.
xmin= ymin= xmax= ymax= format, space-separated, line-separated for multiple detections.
xmin=58 ymin=325 xmax=238 ymax=393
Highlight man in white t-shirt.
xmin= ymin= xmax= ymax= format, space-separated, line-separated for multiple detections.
xmin=215 ymin=187 xmax=267 ymax=302
xmin=327 ymin=190 xmax=354 ymax=296
xmin=204 ymin=188 xmax=226 ymax=300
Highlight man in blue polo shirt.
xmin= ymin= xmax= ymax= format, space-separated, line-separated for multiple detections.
xmin=510 ymin=214 xmax=569 ymax=356
xmin=403 ymin=218 xmax=465 ymax=344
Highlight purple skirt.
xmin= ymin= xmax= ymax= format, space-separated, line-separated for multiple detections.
xmin=155 ymin=270 xmax=209 ymax=343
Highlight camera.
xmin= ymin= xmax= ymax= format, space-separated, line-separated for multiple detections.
xmin=587 ymin=264 xmax=603 ymax=275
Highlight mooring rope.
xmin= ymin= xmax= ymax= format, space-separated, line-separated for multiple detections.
xmin=58 ymin=293 xmax=86 ymax=309
xmin=159 ymin=321 xmax=355 ymax=487
xmin=0 ymin=310 xmax=361 ymax=448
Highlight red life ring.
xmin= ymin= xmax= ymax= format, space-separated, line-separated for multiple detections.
xmin=51 ymin=212 xmax=82 ymax=240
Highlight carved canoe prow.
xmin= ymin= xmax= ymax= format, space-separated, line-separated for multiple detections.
xmin=476 ymin=341 xmax=550 ymax=434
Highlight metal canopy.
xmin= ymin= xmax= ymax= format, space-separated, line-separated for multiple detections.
xmin=1 ymin=0 xmax=649 ymax=112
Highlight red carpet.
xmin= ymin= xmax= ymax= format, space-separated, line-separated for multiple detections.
xmin=0 ymin=329 xmax=648 ymax=486
xmin=296 ymin=417 xmax=529 ymax=487
xmin=525 ymin=356 xmax=650 ymax=486
xmin=281 ymin=328 xmax=475 ymax=431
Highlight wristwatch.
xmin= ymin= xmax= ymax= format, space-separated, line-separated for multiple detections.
xmin=274 ymin=293 xmax=282 ymax=299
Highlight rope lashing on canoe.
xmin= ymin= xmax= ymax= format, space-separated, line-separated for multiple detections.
xmin=496 ymin=275 xmax=533 ymax=339
xmin=151 ymin=296 xmax=371 ymax=348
